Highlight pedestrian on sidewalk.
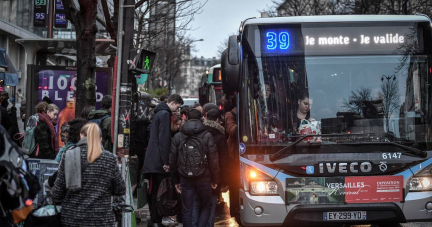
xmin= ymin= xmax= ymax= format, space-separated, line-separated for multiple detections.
xmin=0 ymin=91 xmax=20 ymax=145
xmin=55 ymin=118 xmax=87 ymax=163
xmin=31 ymin=103 xmax=59 ymax=159
xmin=192 ymin=108 xmax=228 ymax=227
xmin=143 ymin=94 xmax=183 ymax=227
xmin=87 ymin=95 xmax=112 ymax=151
xmin=169 ymin=108 xmax=220 ymax=227
xmin=52 ymin=123 xmax=126 ymax=227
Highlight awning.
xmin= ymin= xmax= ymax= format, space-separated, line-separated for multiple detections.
xmin=0 ymin=48 xmax=19 ymax=86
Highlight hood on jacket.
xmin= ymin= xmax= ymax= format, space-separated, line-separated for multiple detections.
xmin=87 ymin=109 xmax=110 ymax=120
xmin=153 ymin=102 xmax=172 ymax=115
xmin=181 ymin=119 xmax=207 ymax=135
xmin=203 ymin=119 xmax=225 ymax=135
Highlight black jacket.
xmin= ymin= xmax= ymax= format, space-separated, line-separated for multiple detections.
xmin=169 ymin=119 xmax=220 ymax=185
xmin=32 ymin=120 xmax=55 ymax=159
xmin=143 ymin=102 xmax=172 ymax=174
xmin=203 ymin=119 xmax=228 ymax=188
xmin=0 ymin=106 xmax=11 ymax=131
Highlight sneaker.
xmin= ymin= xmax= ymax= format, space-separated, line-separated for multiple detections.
xmin=162 ymin=217 xmax=176 ymax=226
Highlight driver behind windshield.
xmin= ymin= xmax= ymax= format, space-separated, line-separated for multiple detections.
xmin=295 ymin=91 xmax=313 ymax=132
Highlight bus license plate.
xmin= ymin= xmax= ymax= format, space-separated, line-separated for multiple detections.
xmin=324 ymin=211 xmax=366 ymax=221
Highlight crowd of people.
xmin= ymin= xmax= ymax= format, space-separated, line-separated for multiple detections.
xmin=0 ymin=90 xmax=238 ymax=227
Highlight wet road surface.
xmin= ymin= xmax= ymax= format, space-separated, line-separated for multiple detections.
xmin=137 ymin=191 xmax=430 ymax=227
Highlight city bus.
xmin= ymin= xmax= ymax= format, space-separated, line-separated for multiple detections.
xmin=221 ymin=15 xmax=432 ymax=226
xmin=199 ymin=64 xmax=224 ymax=108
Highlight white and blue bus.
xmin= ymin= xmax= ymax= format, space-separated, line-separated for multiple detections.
xmin=221 ymin=15 xmax=432 ymax=226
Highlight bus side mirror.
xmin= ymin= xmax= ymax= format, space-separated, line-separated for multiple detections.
xmin=221 ymin=48 xmax=240 ymax=95
xmin=228 ymin=35 xmax=239 ymax=65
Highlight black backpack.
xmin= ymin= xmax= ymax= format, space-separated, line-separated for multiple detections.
xmin=177 ymin=132 xmax=208 ymax=177
xmin=0 ymin=125 xmax=40 ymax=214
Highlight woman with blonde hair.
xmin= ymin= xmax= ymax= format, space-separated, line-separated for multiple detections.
xmin=52 ymin=123 xmax=126 ymax=227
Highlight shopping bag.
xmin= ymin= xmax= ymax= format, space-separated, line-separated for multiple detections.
xmin=137 ymin=173 xmax=149 ymax=209
xmin=24 ymin=196 xmax=61 ymax=227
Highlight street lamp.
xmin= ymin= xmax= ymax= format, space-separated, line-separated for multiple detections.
xmin=381 ymin=75 xmax=396 ymax=82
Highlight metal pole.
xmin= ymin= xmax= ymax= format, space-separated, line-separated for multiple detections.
xmin=113 ymin=0 xmax=125 ymax=155
xmin=48 ymin=0 xmax=54 ymax=38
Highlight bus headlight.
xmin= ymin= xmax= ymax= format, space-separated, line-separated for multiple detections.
xmin=250 ymin=181 xmax=278 ymax=195
xmin=409 ymin=164 xmax=432 ymax=191
xmin=410 ymin=177 xmax=432 ymax=191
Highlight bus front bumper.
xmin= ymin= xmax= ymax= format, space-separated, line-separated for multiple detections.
xmin=239 ymin=189 xmax=432 ymax=226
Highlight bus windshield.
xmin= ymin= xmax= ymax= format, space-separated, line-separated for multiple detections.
xmin=240 ymin=54 xmax=431 ymax=149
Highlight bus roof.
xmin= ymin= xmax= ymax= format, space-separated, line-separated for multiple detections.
xmin=209 ymin=64 xmax=221 ymax=72
xmin=242 ymin=14 xmax=431 ymax=27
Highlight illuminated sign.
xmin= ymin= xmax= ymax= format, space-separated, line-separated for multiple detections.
xmin=260 ymin=23 xmax=422 ymax=56
xmin=266 ymin=31 xmax=290 ymax=50
xmin=34 ymin=0 xmax=47 ymax=27
xmin=55 ymin=0 xmax=68 ymax=28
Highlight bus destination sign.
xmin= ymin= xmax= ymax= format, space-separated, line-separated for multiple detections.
xmin=260 ymin=25 xmax=422 ymax=56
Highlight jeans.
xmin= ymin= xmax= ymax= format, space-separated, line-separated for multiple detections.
xmin=192 ymin=194 xmax=218 ymax=227
xmin=180 ymin=179 xmax=212 ymax=227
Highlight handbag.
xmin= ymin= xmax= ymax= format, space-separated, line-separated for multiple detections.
xmin=12 ymin=204 xmax=34 ymax=223
xmin=136 ymin=173 xmax=149 ymax=209
xmin=23 ymin=197 xmax=61 ymax=227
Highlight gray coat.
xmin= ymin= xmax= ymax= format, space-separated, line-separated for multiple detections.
xmin=52 ymin=139 xmax=126 ymax=227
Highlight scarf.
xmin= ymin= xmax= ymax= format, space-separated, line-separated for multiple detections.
xmin=38 ymin=112 xmax=59 ymax=155
xmin=55 ymin=141 xmax=76 ymax=163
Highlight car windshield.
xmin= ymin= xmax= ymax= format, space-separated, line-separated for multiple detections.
xmin=239 ymin=54 xmax=431 ymax=150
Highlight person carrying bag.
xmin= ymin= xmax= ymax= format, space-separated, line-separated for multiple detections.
xmin=51 ymin=123 xmax=126 ymax=227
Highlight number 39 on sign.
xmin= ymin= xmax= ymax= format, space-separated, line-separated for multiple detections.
xmin=382 ymin=153 xmax=402 ymax=159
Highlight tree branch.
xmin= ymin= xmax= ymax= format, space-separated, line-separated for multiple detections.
xmin=62 ymin=0 xmax=78 ymax=26
xmin=135 ymin=0 xmax=149 ymax=9
xmin=101 ymin=0 xmax=116 ymax=41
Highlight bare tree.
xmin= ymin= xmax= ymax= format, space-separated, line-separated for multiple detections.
xmin=380 ymin=76 xmax=400 ymax=132
xmin=263 ymin=0 xmax=432 ymax=17
xmin=63 ymin=0 xmax=99 ymax=116
xmin=342 ymin=86 xmax=373 ymax=115
xmin=216 ymin=33 xmax=236 ymax=57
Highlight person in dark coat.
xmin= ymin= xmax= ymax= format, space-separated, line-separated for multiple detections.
xmin=0 ymin=91 xmax=20 ymax=145
xmin=143 ymin=94 xmax=183 ymax=227
xmin=52 ymin=123 xmax=126 ymax=227
xmin=0 ymin=105 xmax=11 ymax=131
xmin=192 ymin=108 xmax=228 ymax=227
xmin=32 ymin=104 xmax=59 ymax=159
xmin=169 ymin=109 xmax=220 ymax=227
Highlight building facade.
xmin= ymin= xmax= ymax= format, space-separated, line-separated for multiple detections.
xmin=173 ymin=56 xmax=219 ymax=97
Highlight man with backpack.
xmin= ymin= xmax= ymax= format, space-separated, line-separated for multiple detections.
xmin=87 ymin=95 xmax=112 ymax=152
xmin=169 ymin=108 xmax=220 ymax=227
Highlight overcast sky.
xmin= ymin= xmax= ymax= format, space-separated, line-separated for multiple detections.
xmin=189 ymin=0 xmax=271 ymax=58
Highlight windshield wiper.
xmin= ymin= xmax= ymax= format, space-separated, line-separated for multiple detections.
xmin=270 ymin=133 xmax=365 ymax=161
xmin=339 ymin=141 xmax=427 ymax=158
xmin=270 ymin=133 xmax=427 ymax=161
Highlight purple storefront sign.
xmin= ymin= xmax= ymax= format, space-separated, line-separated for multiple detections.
xmin=36 ymin=68 xmax=112 ymax=147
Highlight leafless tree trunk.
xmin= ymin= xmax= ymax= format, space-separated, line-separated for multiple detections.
xmin=63 ymin=0 xmax=99 ymax=116
xmin=380 ymin=77 xmax=400 ymax=132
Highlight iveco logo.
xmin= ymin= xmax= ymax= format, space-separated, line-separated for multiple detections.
xmin=319 ymin=162 xmax=372 ymax=174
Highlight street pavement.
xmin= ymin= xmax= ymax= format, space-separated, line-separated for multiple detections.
xmin=134 ymin=192 xmax=430 ymax=227
xmin=135 ymin=203 xmax=430 ymax=227
xmin=136 ymin=192 xmax=238 ymax=227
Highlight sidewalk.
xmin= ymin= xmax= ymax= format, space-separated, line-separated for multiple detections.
xmin=134 ymin=198 xmax=150 ymax=226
